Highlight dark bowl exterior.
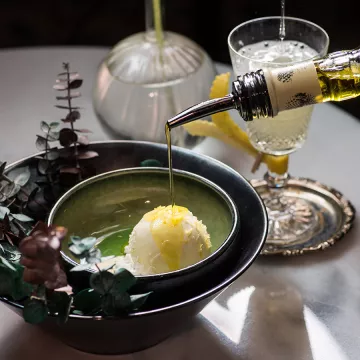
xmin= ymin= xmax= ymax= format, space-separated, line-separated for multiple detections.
xmin=1 ymin=140 xmax=267 ymax=354
xmin=1 ymin=293 xmax=219 ymax=355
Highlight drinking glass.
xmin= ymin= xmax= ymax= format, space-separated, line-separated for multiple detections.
xmin=228 ymin=17 xmax=329 ymax=249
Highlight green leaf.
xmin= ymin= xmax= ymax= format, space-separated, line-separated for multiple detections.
xmin=10 ymin=265 xmax=34 ymax=301
xmin=23 ymin=298 xmax=48 ymax=324
xmin=11 ymin=167 xmax=31 ymax=187
xmin=36 ymin=136 xmax=47 ymax=151
xmin=0 ymin=265 xmax=15 ymax=296
xmin=69 ymin=235 xmax=82 ymax=244
xmin=40 ymin=121 xmax=50 ymax=134
xmin=11 ymin=213 xmax=33 ymax=222
xmin=81 ymin=237 xmax=98 ymax=250
xmin=140 ymin=159 xmax=162 ymax=167
xmin=111 ymin=268 xmax=137 ymax=295
xmin=102 ymin=293 xmax=131 ymax=316
xmin=73 ymin=288 xmax=101 ymax=314
xmin=113 ymin=293 xmax=131 ymax=310
xmin=0 ymin=256 xmax=16 ymax=271
xmin=130 ymin=292 xmax=151 ymax=310
xmin=70 ymin=263 xmax=91 ymax=272
xmin=68 ymin=244 xmax=85 ymax=256
xmin=2 ymin=183 xmax=20 ymax=198
xmin=38 ymin=159 xmax=49 ymax=175
xmin=69 ymin=237 xmax=97 ymax=257
xmin=90 ymin=271 xmax=114 ymax=295
xmin=47 ymin=291 xmax=73 ymax=324
xmin=44 ymin=149 xmax=59 ymax=160
xmin=86 ymin=248 xmax=101 ymax=264
xmin=48 ymin=131 xmax=60 ymax=142
xmin=49 ymin=122 xmax=60 ymax=128
xmin=0 ymin=206 xmax=10 ymax=220
xmin=72 ymin=310 xmax=84 ymax=316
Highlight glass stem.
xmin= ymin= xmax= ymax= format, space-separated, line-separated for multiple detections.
xmin=264 ymin=170 xmax=289 ymax=189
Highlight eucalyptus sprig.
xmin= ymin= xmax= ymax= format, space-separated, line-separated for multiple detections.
xmin=68 ymin=236 xmax=151 ymax=316
xmin=54 ymin=63 xmax=98 ymax=182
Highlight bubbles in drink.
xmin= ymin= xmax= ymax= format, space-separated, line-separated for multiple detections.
xmin=239 ymin=40 xmax=318 ymax=71
xmin=237 ymin=40 xmax=319 ymax=155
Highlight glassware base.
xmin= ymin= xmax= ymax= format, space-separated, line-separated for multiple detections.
xmin=250 ymin=177 xmax=355 ymax=256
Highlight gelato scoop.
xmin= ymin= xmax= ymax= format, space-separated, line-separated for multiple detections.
xmin=124 ymin=205 xmax=212 ymax=275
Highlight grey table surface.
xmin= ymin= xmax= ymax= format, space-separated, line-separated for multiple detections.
xmin=0 ymin=47 xmax=359 ymax=360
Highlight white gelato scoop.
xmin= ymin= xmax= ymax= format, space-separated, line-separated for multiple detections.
xmin=125 ymin=205 xmax=212 ymax=275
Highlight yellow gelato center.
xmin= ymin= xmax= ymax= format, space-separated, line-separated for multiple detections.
xmin=144 ymin=205 xmax=188 ymax=271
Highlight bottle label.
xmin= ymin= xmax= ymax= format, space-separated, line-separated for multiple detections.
xmin=263 ymin=61 xmax=323 ymax=115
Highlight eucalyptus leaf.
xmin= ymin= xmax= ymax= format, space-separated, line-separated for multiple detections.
xmin=63 ymin=110 xmax=80 ymax=123
xmin=78 ymin=151 xmax=99 ymax=160
xmin=59 ymin=128 xmax=78 ymax=147
xmin=0 ymin=256 xmax=16 ymax=271
xmin=90 ymin=271 xmax=114 ymax=295
xmin=0 ymin=206 xmax=10 ymax=220
xmin=130 ymin=292 xmax=151 ymax=310
xmin=73 ymin=288 xmax=102 ymax=314
xmin=11 ymin=266 xmax=33 ymax=301
xmin=112 ymin=268 xmax=137 ymax=295
xmin=48 ymin=291 xmax=72 ymax=324
xmin=40 ymin=121 xmax=50 ymax=134
xmin=50 ymin=122 xmax=60 ymax=128
xmin=69 ymin=79 xmax=83 ymax=89
xmin=23 ymin=298 xmax=48 ymax=324
xmin=77 ymin=135 xmax=89 ymax=146
xmin=72 ymin=310 xmax=84 ymax=316
xmin=80 ymin=237 xmax=98 ymax=250
xmin=38 ymin=159 xmax=49 ymax=175
xmin=86 ymin=248 xmax=101 ymax=264
xmin=70 ymin=263 xmax=91 ymax=272
xmin=68 ymin=244 xmax=85 ymax=256
xmin=0 ymin=265 xmax=15 ymax=296
xmin=53 ymin=83 xmax=67 ymax=91
xmin=48 ymin=131 xmax=60 ymax=141
xmin=113 ymin=293 xmax=131 ymax=310
xmin=11 ymin=213 xmax=33 ymax=222
xmin=0 ymin=243 xmax=21 ymax=262
xmin=36 ymin=136 xmax=47 ymax=151
xmin=13 ymin=168 xmax=31 ymax=187
xmin=102 ymin=293 xmax=131 ymax=316
xmin=44 ymin=149 xmax=59 ymax=161
xmin=3 ymin=183 xmax=20 ymax=198
xmin=69 ymin=235 xmax=82 ymax=244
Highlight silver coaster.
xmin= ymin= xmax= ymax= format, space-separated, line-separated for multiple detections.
xmin=250 ymin=177 xmax=356 ymax=256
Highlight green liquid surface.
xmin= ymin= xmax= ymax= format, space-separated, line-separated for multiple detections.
xmin=53 ymin=171 xmax=234 ymax=263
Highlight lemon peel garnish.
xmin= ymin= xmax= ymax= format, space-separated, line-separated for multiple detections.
xmin=183 ymin=72 xmax=288 ymax=175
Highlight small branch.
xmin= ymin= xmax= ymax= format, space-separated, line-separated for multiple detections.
xmin=65 ymin=64 xmax=81 ymax=182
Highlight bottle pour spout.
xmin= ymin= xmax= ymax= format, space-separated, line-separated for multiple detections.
xmin=166 ymin=94 xmax=236 ymax=129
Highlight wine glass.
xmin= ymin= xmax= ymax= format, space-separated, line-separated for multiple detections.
xmin=228 ymin=17 xmax=329 ymax=251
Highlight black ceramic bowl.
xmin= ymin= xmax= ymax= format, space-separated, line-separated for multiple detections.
xmin=0 ymin=141 xmax=267 ymax=355
xmin=47 ymin=167 xmax=240 ymax=294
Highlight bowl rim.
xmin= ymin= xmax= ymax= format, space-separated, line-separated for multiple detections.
xmin=47 ymin=167 xmax=240 ymax=280
xmin=2 ymin=140 xmax=268 ymax=319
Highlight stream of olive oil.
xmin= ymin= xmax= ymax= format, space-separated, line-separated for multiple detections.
xmin=279 ymin=0 xmax=286 ymax=41
xmin=165 ymin=123 xmax=175 ymax=206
